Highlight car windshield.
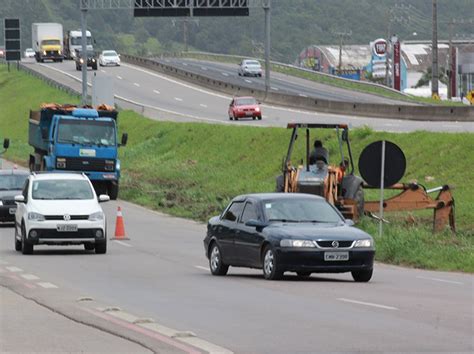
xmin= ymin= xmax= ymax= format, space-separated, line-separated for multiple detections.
xmin=71 ymin=37 xmax=92 ymax=46
xmin=57 ymin=119 xmax=116 ymax=146
xmin=245 ymin=61 xmax=260 ymax=66
xmin=263 ymin=198 xmax=343 ymax=223
xmin=103 ymin=51 xmax=117 ymax=57
xmin=42 ymin=39 xmax=60 ymax=46
xmin=0 ymin=174 xmax=28 ymax=190
xmin=32 ymin=179 xmax=94 ymax=200
xmin=235 ymin=98 xmax=257 ymax=106
xmin=26 ymin=49 xmax=34 ymax=53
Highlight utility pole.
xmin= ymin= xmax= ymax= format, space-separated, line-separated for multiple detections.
xmin=447 ymin=18 xmax=454 ymax=99
xmin=183 ymin=19 xmax=188 ymax=52
xmin=80 ymin=8 xmax=88 ymax=105
xmin=263 ymin=0 xmax=271 ymax=94
xmin=431 ymin=0 xmax=439 ymax=97
xmin=334 ymin=31 xmax=351 ymax=74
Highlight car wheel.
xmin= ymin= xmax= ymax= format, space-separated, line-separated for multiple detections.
xmin=14 ymin=224 xmax=21 ymax=251
xmin=95 ymin=240 xmax=107 ymax=254
xmin=351 ymin=269 xmax=373 ymax=282
xmin=238 ymin=72 xmax=241 ymax=76
xmin=84 ymin=243 xmax=95 ymax=251
xmin=108 ymin=181 xmax=119 ymax=200
xmin=21 ymin=224 xmax=33 ymax=255
xmin=93 ymin=65 xmax=98 ymax=70
xmin=262 ymin=245 xmax=283 ymax=280
xmin=297 ymin=272 xmax=311 ymax=277
xmin=253 ymin=116 xmax=256 ymax=120
xmin=209 ymin=243 xmax=228 ymax=276
xmin=258 ymin=116 xmax=262 ymax=120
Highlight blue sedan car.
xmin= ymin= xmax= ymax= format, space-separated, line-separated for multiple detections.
xmin=204 ymin=193 xmax=375 ymax=281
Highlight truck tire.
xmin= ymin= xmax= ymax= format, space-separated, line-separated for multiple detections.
xmin=108 ymin=182 xmax=119 ymax=200
xmin=93 ymin=64 xmax=98 ymax=70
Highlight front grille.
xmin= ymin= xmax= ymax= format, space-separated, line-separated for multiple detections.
xmin=316 ymin=240 xmax=354 ymax=248
xmin=44 ymin=215 xmax=89 ymax=221
xmin=32 ymin=228 xmax=97 ymax=239
xmin=1 ymin=199 xmax=16 ymax=206
xmin=57 ymin=157 xmax=115 ymax=172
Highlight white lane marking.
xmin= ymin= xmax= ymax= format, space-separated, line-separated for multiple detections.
xmin=200 ymin=104 xmax=207 ymax=108
xmin=0 ymin=260 xmax=9 ymax=265
xmin=222 ymin=72 xmax=229 ymax=76
xmin=101 ymin=69 xmax=106 ymax=73
xmin=299 ymin=93 xmax=309 ymax=97
xmin=182 ymin=62 xmax=188 ymax=66
xmin=37 ymin=282 xmax=58 ymax=289
xmin=384 ymin=123 xmax=400 ymax=127
xmin=271 ymin=86 xmax=279 ymax=91
xmin=244 ymin=79 xmax=252 ymax=83
xmin=6 ymin=266 xmax=23 ymax=272
xmin=113 ymin=240 xmax=133 ymax=247
xmin=443 ymin=124 xmax=459 ymax=129
xmin=174 ymin=97 xmax=183 ymax=102
xmin=416 ymin=276 xmax=464 ymax=285
xmin=337 ymin=298 xmax=398 ymax=310
xmin=117 ymin=75 xmax=123 ymax=80
xmin=21 ymin=274 xmax=40 ymax=280
xmin=201 ymin=66 xmax=208 ymax=71
xmin=133 ymin=82 xmax=140 ymax=87
xmin=153 ymin=89 xmax=161 ymax=94
xmin=194 ymin=266 xmax=208 ymax=271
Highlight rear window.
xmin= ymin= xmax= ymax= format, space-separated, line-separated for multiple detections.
xmin=0 ymin=174 xmax=28 ymax=190
xmin=245 ymin=61 xmax=260 ymax=66
xmin=235 ymin=98 xmax=257 ymax=106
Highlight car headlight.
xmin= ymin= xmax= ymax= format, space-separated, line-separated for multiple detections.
xmin=0 ymin=200 xmax=3 ymax=206
xmin=89 ymin=211 xmax=104 ymax=221
xmin=28 ymin=212 xmax=45 ymax=221
xmin=58 ymin=50 xmax=61 ymax=54
xmin=255 ymin=107 xmax=260 ymax=112
xmin=280 ymin=239 xmax=316 ymax=248
xmin=92 ymin=59 xmax=95 ymax=62
xmin=354 ymin=239 xmax=373 ymax=248
xmin=80 ymin=58 xmax=84 ymax=63
xmin=43 ymin=51 xmax=47 ymax=55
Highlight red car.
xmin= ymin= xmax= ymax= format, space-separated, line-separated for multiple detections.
xmin=228 ymin=96 xmax=262 ymax=121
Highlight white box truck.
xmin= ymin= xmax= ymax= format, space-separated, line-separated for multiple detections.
xmin=32 ymin=23 xmax=64 ymax=62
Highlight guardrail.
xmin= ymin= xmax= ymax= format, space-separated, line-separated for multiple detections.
xmin=122 ymin=54 xmax=474 ymax=122
xmin=174 ymin=51 xmax=412 ymax=98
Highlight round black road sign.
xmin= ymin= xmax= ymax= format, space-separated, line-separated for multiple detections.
xmin=358 ymin=140 xmax=406 ymax=187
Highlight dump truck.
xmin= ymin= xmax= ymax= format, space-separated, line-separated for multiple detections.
xmin=28 ymin=104 xmax=127 ymax=199
xmin=32 ymin=23 xmax=64 ymax=62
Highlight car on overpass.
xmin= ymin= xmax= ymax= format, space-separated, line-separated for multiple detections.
xmin=204 ymin=193 xmax=375 ymax=281
xmin=238 ymin=59 xmax=263 ymax=77
xmin=99 ymin=50 xmax=120 ymax=67
xmin=228 ymin=96 xmax=262 ymax=121
xmin=24 ymin=48 xmax=35 ymax=58
xmin=0 ymin=46 xmax=4 ymax=58
xmin=14 ymin=172 xmax=110 ymax=254
xmin=0 ymin=169 xmax=29 ymax=224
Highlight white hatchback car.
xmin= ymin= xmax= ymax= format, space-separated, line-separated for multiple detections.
xmin=14 ymin=173 xmax=110 ymax=255
xmin=238 ymin=59 xmax=263 ymax=77
xmin=99 ymin=50 xmax=120 ymax=66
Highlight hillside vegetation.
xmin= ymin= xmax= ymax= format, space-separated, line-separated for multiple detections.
xmin=1 ymin=0 xmax=473 ymax=62
xmin=0 ymin=63 xmax=473 ymax=272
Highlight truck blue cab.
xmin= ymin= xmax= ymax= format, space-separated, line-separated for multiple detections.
xmin=28 ymin=106 xmax=127 ymax=199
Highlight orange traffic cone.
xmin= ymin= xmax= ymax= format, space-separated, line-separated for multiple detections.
xmin=110 ymin=206 xmax=129 ymax=240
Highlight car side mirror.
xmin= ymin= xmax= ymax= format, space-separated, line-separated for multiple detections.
xmin=98 ymin=194 xmax=110 ymax=203
xmin=14 ymin=195 xmax=25 ymax=203
xmin=121 ymin=133 xmax=128 ymax=146
xmin=345 ymin=219 xmax=355 ymax=226
xmin=3 ymin=138 xmax=9 ymax=149
xmin=245 ymin=219 xmax=267 ymax=229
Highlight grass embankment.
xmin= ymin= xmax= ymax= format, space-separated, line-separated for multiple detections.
xmin=1 ymin=64 xmax=473 ymax=272
xmin=180 ymin=52 xmax=463 ymax=106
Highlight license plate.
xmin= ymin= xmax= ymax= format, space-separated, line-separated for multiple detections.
xmin=246 ymin=111 xmax=253 ymax=116
xmin=57 ymin=224 xmax=78 ymax=232
xmin=324 ymin=252 xmax=349 ymax=261
xmin=9 ymin=208 xmax=16 ymax=215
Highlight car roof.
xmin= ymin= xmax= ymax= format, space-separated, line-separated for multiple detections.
xmin=102 ymin=50 xmax=117 ymax=53
xmin=232 ymin=193 xmax=325 ymax=202
xmin=30 ymin=173 xmax=89 ymax=181
xmin=0 ymin=169 xmax=30 ymax=176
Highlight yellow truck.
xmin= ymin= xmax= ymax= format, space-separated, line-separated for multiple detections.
xmin=31 ymin=23 xmax=64 ymax=62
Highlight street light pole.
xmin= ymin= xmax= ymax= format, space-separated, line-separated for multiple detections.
xmin=263 ymin=0 xmax=271 ymax=94
xmin=431 ymin=0 xmax=439 ymax=97
xmin=81 ymin=8 xmax=88 ymax=105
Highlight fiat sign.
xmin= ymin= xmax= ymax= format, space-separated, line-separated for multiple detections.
xmin=373 ymin=39 xmax=387 ymax=57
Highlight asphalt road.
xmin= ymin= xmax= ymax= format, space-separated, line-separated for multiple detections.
xmin=0 ymin=195 xmax=472 ymax=353
xmin=156 ymin=57 xmax=413 ymax=104
xmin=21 ymin=58 xmax=474 ymax=133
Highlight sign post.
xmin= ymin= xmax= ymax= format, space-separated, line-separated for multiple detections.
xmin=4 ymin=18 xmax=21 ymax=71
xmin=378 ymin=140 xmax=386 ymax=237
